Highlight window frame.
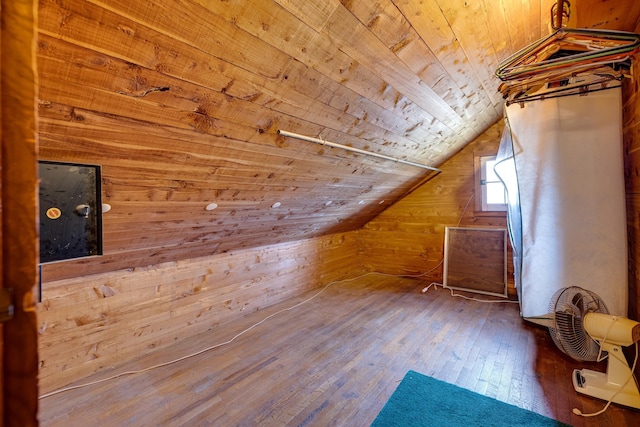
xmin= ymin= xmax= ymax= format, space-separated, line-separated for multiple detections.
xmin=474 ymin=152 xmax=507 ymax=213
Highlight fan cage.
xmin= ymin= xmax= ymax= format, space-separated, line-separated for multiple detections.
xmin=548 ymin=286 xmax=609 ymax=361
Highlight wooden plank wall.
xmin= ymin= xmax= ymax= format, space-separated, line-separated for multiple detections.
xmin=1 ymin=0 xmax=39 ymax=425
xmin=37 ymin=232 xmax=362 ymax=395
xmin=36 ymin=0 xmax=455 ymax=282
xmin=623 ymin=43 xmax=640 ymax=322
xmin=356 ymin=121 xmax=512 ymax=290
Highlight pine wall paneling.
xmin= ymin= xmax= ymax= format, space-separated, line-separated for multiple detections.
xmin=37 ymin=0 xmax=430 ymax=281
xmin=37 ymin=233 xmax=362 ymax=395
xmin=36 ymin=0 xmax=639 ymax=289
xmin=356 ymin=121 xmax=513 ymax=291
xmin=623 ymin=45 xmax=640 ymax=321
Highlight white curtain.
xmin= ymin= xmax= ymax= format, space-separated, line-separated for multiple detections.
xmin=502 ymin=87 xmax=628 ymax=323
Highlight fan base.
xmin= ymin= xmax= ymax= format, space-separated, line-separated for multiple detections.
xmin=573 ymin=368 xmax=640 ymax=409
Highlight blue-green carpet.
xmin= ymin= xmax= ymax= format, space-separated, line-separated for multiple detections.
xmin=371 ymin=370 xmax=571 ymax=427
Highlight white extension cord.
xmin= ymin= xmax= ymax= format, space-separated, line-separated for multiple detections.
xmin=421 ymin=281 xmax=519 ymax=304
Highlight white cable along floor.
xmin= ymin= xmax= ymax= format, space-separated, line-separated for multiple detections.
xmin=39 ymin=275 xmax=640 ymax=427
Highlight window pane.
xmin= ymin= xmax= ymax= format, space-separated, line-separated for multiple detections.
xmin=486 ymin=182 xmax=506 ymax=204
xmin=485 ymin=159 xmax=499 ymax=182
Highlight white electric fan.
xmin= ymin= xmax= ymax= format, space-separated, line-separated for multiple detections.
xmin=549 ymin=286 xmax=640 ymax=411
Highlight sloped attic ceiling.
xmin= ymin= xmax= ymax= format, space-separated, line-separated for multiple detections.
xmin=38 ymin=0 xmax=640 ymax=278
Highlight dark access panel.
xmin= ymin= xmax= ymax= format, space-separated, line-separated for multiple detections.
xmin=39 ymin=161 xmax=103 ymax=263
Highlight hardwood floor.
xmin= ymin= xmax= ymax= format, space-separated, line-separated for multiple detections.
xmin=38 ymin=274 xmax=640 ymax=426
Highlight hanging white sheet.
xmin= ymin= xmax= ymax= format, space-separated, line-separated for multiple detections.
xmin=494 ymin=123 xmax=522 ymax=306
xmin=503 ymin=87 xmax=628 ymax=324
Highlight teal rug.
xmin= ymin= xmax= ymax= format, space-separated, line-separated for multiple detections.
xmin=371 ymin=371 xmax=571 ymax=427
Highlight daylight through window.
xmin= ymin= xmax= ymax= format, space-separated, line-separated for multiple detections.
xmin=479 ymin=156 xmax=507 ymax=212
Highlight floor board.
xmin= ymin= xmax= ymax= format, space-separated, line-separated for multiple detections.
xmin=39 ymin=274 xmax=640 ymax=426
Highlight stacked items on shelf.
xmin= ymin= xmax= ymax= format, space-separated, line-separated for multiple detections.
xmin=496 ymin=28 xmax=640 ymax=105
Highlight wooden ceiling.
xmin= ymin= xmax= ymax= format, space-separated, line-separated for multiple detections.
xmin=37 ymin=0 xmax=640 ymax=278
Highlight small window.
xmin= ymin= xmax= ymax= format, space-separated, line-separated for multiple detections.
xmin=476 ymin=155 xmax=507 ymax=212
